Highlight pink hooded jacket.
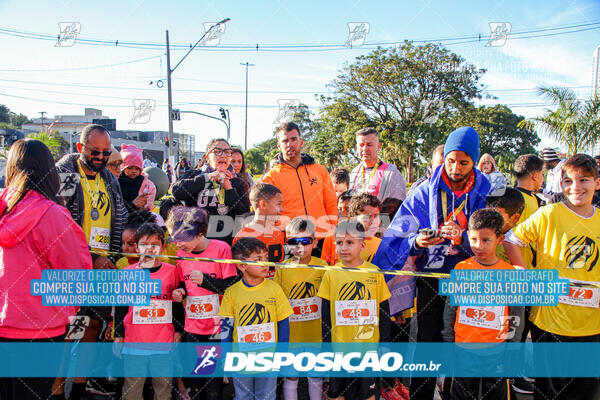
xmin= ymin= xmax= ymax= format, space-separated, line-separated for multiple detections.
xmin=121 ymin=143 xmax=156 ymax=210
xmin=0 ymin=188 xmax=92 ymax=339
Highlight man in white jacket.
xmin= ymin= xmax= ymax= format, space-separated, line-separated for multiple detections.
xmin=349 ymin=127 xmax=407 ymax=202
xmin=541 ymin=147 xmax=564 ymax=198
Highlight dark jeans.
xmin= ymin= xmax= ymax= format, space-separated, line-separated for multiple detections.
xmin=184 ymin=332 xmax=223 ymax=400
xmin=531 ymin=324 xmax=600 ymax=400
xmin=410 ymin=277 xmax=446 ymax=400
xmin=0 ymin=334 xmax=65 ymax=400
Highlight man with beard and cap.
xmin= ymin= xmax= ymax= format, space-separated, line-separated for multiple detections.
xmin=373 ymin=127 xmax=491 ymax=400
xmin=54 ymin=123 xmax=128 ymax=400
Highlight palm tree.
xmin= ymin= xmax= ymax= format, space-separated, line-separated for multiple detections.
xmin=518 ymin=87 xmax=600 ymax=155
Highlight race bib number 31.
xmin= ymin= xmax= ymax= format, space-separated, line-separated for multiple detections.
xmin=133 ymin=299 xmax=172 ymax=324
xmin=186 ymin=295 xmax=220 ymax=319
xmin=289 ymin=297 xmax=321 ymax=322
xmin=237 ymin=322 xmax=275 ymax=343
xmin=335 ymin=299 xmax=377 ymax=326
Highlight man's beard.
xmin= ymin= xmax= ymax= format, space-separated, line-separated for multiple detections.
xmin=80 ymin=153 xmax=107 ymax=172
xmin=446 ymin=168 xmax=471 ymax=184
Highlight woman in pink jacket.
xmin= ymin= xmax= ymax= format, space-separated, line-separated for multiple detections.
xmin=0 ymin=139 xmax=92 ymax=399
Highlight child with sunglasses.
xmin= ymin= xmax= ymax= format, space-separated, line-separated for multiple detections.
xmin=273 ymin=217 xmax=327 ymax=400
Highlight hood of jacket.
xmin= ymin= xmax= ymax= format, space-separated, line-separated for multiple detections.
xmin=271 ymin=153 xmax=316 ymax=169
xmin=0 ymin=188 xmax=53 ymax=248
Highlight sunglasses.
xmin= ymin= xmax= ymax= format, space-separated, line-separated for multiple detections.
xmin=286 ymin=237 xmax=314 ymax=246
xmin=211 ymin=148 xmax=233 ymax=157
xmin=84 ymin=145 xmax=112 ymax=157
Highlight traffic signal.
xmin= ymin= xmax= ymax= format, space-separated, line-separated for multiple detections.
xmin=219 ymin=107 xmax=227 ymax=119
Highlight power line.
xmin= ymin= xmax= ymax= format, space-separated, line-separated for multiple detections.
xmin=0 ymin=20 xmax=598 ymax=52
xmin=0 ymin=56 xmax=160 ymax=72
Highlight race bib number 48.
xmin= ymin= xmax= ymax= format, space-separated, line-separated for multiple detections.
xmin=133 ymin=299 xmax=173 ymax=324
xmin=289 ymin=297 xmax=321 ymax=322
xmin=335 ymin=299 xmax=377 ymax=326
xmin=186 ymin=295 xmax=220 ymax=319
xmin=237 ymin=322 xmax=275 ymax=343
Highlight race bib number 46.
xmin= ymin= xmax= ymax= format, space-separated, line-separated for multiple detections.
xmin=133 ymin=299 xmax=172 ymax=324
xmin=289 ymin=297 xmax=321 ymax=322
xmin=559 ymin=279 xmax=600 ymax=308
xmin=335 ymin=299 xmax=377 ymax=326
xmin=237 ymin=322 xmax=275 ymax=343
xmin=186 ymin=295 xmax=220 ymax=319
xmin=458 ymin=306 xmax=504 ymax=330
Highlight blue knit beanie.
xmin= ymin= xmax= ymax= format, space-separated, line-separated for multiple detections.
xmin=444 ymin=127 xmax=480 ymax=163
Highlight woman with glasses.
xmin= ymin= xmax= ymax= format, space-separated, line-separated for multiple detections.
xmin=106 ymin=145 xmax=123 ymax=178
xmin=172 ymin=138 xmax=250 ymax=244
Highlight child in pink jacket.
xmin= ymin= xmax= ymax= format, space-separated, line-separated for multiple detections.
xmin=119 ymin=143 xmax=157 ymax=212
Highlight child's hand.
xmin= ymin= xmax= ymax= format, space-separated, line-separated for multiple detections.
xmin=190 ymin=270 xmax=204 ymax=286
xmin=174 ymin=332 xmax=182 ymax=343
xmin=172 ymin=288 xmax=186 ymax=302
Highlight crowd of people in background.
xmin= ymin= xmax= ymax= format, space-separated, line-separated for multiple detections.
xmin=0 ymin=120 xmax=599 ymax=400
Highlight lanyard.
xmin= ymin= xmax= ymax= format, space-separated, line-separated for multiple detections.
xmin=441 ymin=190 xmax=466 ymax=223
xmin=361 ymin=160 xmax=382 ymax=189
xmin=77 ymin=159 xmax=100 ymax=208
xmin=211 ymin=181 xmax=225 ymax=205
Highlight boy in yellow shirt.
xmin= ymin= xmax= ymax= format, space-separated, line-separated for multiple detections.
xmin=348 ymin=192 xmax=382 ymax=262
xmin=504 ymin=154 xmax=600 ymax=400
xmin=274 ymin=217 xmax=327 ymax=400
xmin=318 ymin=219 xmax=391 ymax=400
xmin=219 ymin=237 xmax=293 ymax=400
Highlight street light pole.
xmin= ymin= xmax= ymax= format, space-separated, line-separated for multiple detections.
xmin=166 ymin=18 xmax=230 ymax=165
xmin=39 ymin=111 xmax=46 ymax=132
xmin=240 ymin=62 xmax=255 ymax=150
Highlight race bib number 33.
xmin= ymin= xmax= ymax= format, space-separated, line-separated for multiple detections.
xmin=186 ymin=295 xmax=220 ymax=319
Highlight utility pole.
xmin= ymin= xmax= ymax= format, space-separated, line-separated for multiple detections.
xmin=39 ymin=111 xmax=46 ymax=132
xmin=592 ymin=46 xmax=600 ymax=155
xmin=166 ymin=18 xmax=230 ymax=165
xmin=240 ymin=62 xmax=254 ymax=150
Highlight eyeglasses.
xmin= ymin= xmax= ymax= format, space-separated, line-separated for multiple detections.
xmin=107 ymin=161 xmax=122 ymax=169
xmin=211 ymin=148 xmax=233 ymax=157
xmin=84 ymin=145 xmax=112 ymax=157
xmin=286 ymin=237 xmax=314 ymax=246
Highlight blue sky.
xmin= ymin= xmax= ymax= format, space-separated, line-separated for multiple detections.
xmin=0 ymin=0 xmax=599 ymax=153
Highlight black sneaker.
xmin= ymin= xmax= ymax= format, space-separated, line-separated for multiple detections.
xmin=511 ymin=378 xmax=534 ymax=394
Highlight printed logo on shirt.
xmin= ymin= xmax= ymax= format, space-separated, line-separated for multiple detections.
xmin=565 ymin=236 xmax=598 ymax=272
xmin=239 ymin=303 xmax=272 ymax=326
xmin=339 ymin=281 xmax=371 ymax=301
xmin=97 ymin=191 xmax=110 ymax=217
xmin=290 ymin=282 xmax=317 ymax=299
xmin=192 ymin=345 xmax=222 ymax=375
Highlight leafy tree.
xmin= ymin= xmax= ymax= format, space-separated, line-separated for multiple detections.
xmin=440 ymin=104 xmax=540 ymax=173
xmin=0 ymin=104 xmax=30 ymax=127
xmin=27 ymin=131 xmax=70 ymax=160
xmin=245 ymin=137 xmax=277 ymax=175
xmin=518 ymin=87 xmax=600 ymax=155
xmin=323 ymin=41 xmax=485 ymax=181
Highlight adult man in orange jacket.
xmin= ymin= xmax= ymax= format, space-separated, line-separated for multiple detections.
xmin=262 ymin=122 xmax=338 ymax=263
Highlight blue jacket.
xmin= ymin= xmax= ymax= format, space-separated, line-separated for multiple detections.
xmin=373 ymin=165 xmax=491 ymax=275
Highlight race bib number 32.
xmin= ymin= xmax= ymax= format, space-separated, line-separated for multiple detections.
xmin=458 ymin=306 xmax=504 ymax=330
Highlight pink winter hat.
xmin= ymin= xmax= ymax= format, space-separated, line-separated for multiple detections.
xmin=120 ymin=143 xmax=143 ymax=170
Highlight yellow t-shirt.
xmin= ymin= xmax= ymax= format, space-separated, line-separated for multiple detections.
xmin=274 ymin=257 xmax=327 ymax=342
xmin=317 ymin=261 xmax=391 ymax=343
xmin=513 ymin=202 xmax=600 ymax=336
xmin=219 ymin=278 xmax=293 ymax=343
xmin=80 ymin=168 xmax=112 ymax=252
xmin=361 ymin=237 xmax=381 ymax=263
